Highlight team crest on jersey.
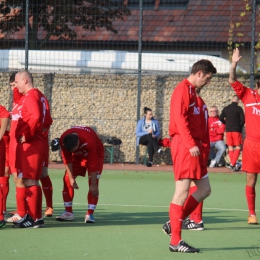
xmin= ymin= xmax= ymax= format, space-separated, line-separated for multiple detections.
xmin=193 ymin=106 xmax=200 ymax=115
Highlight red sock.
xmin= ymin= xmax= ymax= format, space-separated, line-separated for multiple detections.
xmin=246 ymin=185 xmax=256 ymax=215
xmin=36 ymin=186 xmax=42 ymax=219
xmin=0 ymin=176 xmax=9 ymax=212
xmin=26 ymin=185 xmax=41 ymax=221
xmin=190 ymin=201 xmax=203 ymax=223
xmin=87 ymin=179 xmax=99 ymax=215
xmin=40 ymin=175 xmax=53 ymax=208
xmin=169 ymin=203 xmax=183 ymax=245
xmin=231 ymin=149 xmax=240 ymax=166
xmin=0 ymin=186 xmax=3 ymax=221
xmin=229 ymin=150 xmax=234 ymax=165
xmin=183 ymin=195 xmax=199 ymax=220
xmin=62 ymin=173 xmax=74 ymax=213
xmin=16 ymin=187 xmax=26 ymax=217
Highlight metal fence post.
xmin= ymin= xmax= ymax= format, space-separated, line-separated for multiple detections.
xmin=25 ymin=0 xmax=29 ymax=70
xmin=136 ymin=0 xmax=143 ymax=165
xmin=250 ymin=0 xmax=256 ymax=88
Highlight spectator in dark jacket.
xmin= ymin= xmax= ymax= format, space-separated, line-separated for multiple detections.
xmin=219 ymin=95 xmax=245 ymax=171
xmin=136 ymin=107 xmax=162 ymax=167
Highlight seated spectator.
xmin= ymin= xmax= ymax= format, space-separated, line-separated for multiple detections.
xmin=208 ymin=106 xmax=226 ymax=167
xmin=136 ymin=107 xmax=162 ymax=167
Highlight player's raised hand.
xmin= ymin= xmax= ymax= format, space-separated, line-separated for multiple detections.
xmin=232 ymin=48 xmax=242 ymax=63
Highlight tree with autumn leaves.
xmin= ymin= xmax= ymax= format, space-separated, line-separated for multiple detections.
xmin=0 ymin=0 xmax=130 ymax=49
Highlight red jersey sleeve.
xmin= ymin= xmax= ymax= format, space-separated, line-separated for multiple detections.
xmin=230 ymin=81 xmax=248 ymax=103
xmin=13 ymin=88 xmax=23 ymax=106
xmin=170 ymin=84 xmax=196 ymax=149
xmin=0 ymin=105 xmax=10 ymax=119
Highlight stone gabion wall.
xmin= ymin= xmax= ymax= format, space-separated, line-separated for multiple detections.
xmin=0 ymin=72 xmax=249 ymax=164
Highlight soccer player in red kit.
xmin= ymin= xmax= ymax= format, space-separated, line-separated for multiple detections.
xmin=229 ymin=48 xmax=260 ymax=224
xmin=167 ymin=60 xmax=216 ymax=253
xmin=11 ymin=70 xmax=46 ymax=228
xmin=162 ymin=88 xmax=210 ymax=234
xmin=0 ymin=105 xmax=10 ymax=228
xmin=7 ymin=72 xmax=53 ymax=223
xmin=56 ymin=126 xmax=104 ymax=223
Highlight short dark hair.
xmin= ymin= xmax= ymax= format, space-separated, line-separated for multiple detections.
xmin=143 ymin=107 xmax=152 ymax=114
xmin=9 ymin=71 xmax=17 ymax=83
xmin=190 ymin=59 xmax=217 ymax=75
xmin=63 ymin=134 xmax=79 ymax=152
xmin=255 ymin=76 xmax=260 ymax=88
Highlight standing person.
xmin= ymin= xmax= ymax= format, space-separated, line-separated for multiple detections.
xmin=208 ymin=106 xmax=226 ymax=167
xmin=11 ymin=70 xmax=46 ymax=228
xmin=229 ymin=48 xmax=260 ymax=224
xmin=136 ymin=107 xmax=162 ymax=167
xmin=0 ymin=105 xmax=10 ymax=228
xmin=168 ymin=59 xmax=216 ymax=253
xmin=6 ymin=71 xmax=54 ymax=222
xmin=56 ymin=126 xmax=104 ymax=223
xmin=162 ymin=88 xmax=211 ymax=235
xmin=219 ymin=95 xmax=245 ymax=171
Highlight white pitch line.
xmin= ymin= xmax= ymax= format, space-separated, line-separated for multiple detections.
xmin=8 ymin=201 xmax=256 ymax=212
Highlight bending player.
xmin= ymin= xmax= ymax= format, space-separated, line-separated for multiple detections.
xmin=56 ymin=126 xmax=104 ymax=223
xmin=229 ymin=48 xmax=260 ymax=224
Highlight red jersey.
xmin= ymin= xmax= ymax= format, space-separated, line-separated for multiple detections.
xmin=0 ymin=105 xmax=10 ymax=136
xmin=14 ymin=88 xmax=45 ymax=142
xmin=13 ymin=87 xmax=23 ymax=107
xmin=208 ymin=116 xmax=225 ymax=142
xmin=60 ymin=126 xmax=104 ymax=173
xmin=231 ymin=80 xmax=260 ymax=141
xmin=197 ymin=96 xmax=210 ymax=148
xmin=169 ymin=78 xmax=202 ymax=149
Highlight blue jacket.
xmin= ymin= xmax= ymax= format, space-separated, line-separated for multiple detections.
xmin=136 ymin=117 xmax=161 ymax=146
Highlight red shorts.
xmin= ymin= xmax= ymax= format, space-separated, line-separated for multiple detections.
xmin=242 ymin=138 xmax=260 ymax=173
xmin=43 ymin=137 xmax=49 ymax=168
xmin=0 ymin=139 xmax=6 ymax=177
xmin=3 ymin=135 xmax=10 ymax=167
xmin=65 ymin=155 xmax=104 ymax=178
xmin=16 ymin=139 xmax=44 ymax=180
xmin=171 ymin=135 xmax=202 ymax=181
xmin=9 ymin=139 xmax=18 ymax=174
xmin=226 ymin=132 xmax=242 ymax=146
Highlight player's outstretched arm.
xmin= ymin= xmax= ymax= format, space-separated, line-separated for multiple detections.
xmin=229 ymin=48 xmax=242 ymax=84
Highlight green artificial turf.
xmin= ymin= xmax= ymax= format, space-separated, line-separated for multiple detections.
xmin=1 ymin=169 xmax=260 ymax=260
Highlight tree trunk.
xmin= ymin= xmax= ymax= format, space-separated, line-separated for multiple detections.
xmin=28 ymin=1 xmax=39 ymax=50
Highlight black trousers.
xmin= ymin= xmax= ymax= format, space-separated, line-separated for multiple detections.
xmin=139 ymin=134 xmax=159 ymax=162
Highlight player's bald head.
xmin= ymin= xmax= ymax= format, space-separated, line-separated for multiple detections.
xmin=16 ymin=70 xmax=33 ymax=84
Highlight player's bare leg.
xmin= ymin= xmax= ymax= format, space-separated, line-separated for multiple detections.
xmin=246 ymin=173 xmax=258 ymax=224
xmin=40 ymin=167 xmax=53 ymax=217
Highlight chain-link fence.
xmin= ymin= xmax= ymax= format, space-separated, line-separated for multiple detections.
xmin=0 ymin=0 xmax=258 ymax=163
